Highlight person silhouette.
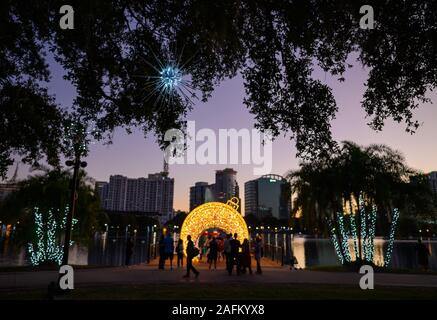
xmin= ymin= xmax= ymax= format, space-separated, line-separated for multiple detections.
xmin=164 ymin=232 xmax=175 ymax=269
xmin=229 ymin=233 xmax=241 ymax=275
xmin=183 ymin=235 xmax=200 ymax=278
xmin=176 ymin=239 xmax=184 ymax=268
xmin=125 ymin=237 xmax=134 ymax=267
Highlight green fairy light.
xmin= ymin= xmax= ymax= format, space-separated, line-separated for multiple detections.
xmin=364 ymin=204 xmax=377 ymax=263
xmin=27 ymin=206 xmax=78 ymax=266
xmin=337 ymin=213 xmax=351 ymax=262
xmin=349 ymin=211 xmax=359 ymax=261
xmin=359 ymin=195 xmax=367 ymax=262
xmin=326 ymin=218 xmax=344 ymax=264
xmin=384 ymin=208 xmax=400 ymax=267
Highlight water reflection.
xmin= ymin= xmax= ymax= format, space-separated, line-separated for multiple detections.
xmin=0 ymin=227 xmax=436 ymax=271
xmin=284 ymin=236 xmax=436 ymax=270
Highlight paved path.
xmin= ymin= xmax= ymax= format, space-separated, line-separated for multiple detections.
xmin=2 ymin=258 xmax=437 ymax=290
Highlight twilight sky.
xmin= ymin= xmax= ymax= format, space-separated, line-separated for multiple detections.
xmin=8 ymin=54 xmax=437 ymax=213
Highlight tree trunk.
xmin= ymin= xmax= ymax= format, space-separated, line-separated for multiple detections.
xmin=354 ymin=194 xmax=363 ymax=262
xmin=333 ymin=211 xmax=347 ymax=263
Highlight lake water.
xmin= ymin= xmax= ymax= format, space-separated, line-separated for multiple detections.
xmin=1 ymin=230 xmax=436 ymax=271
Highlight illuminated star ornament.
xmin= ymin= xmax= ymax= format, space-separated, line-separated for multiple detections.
xmin=143 ymin=50 xmax=196 ymax=107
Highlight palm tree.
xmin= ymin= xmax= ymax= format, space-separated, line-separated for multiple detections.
xmin=288 ymin=141 xmax=432 ymax=267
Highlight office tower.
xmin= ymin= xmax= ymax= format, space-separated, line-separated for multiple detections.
xmin=244 ymin=174 xmax=291 ymax=220
xmin=429 ymin=171 xmax=437 ymax=196
xmin=189 ymin=182 xmax=209 ymax=211
xmin=214 ymin=168 xmax=238 ymax=203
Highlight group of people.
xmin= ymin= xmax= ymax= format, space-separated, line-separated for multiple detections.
xmin=128 ymin=233 xmax=432 ymax=274
xmin=183 ymin=233 xmax=264 ymax=278
xmin=222 ymin=233 xmax=263 ymax=275
xmin=157 ymin=231 xmax=264 ymax=278
xmin=158 ymin=233 xmax=185 ymax=270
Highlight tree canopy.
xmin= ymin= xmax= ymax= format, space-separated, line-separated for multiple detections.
xmin=2 ymin=1 xmax=437 ymax=177
xmin=288 ymin=141 xmax=435 ymax=236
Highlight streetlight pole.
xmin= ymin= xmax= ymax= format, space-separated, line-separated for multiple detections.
xmin=62 ymin=150 xmax=87 ymax=266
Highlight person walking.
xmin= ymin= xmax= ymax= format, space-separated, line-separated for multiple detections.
xmin=125 ymin=237 xmax=134 ymax=267
xmin=416 ymin=239 xmax=430 ymax=270
xmin=218 ymin=237 xmax=225 ymax=262
xmin=254 ymin=235 xmax=263 ymax=274
xmin=164 ymin=232 xmax=175 ymax=270
xmin=229 ymin=233 xmax=241 ymax=275
xmin=205 ymin=235 xmax=212 ymax=264
xmin=176 ymin=239 xmax=184 ymax=268
xmin=241 ymin=239 xmax=252 ymax=274
xmin=158 ymin=233 xmax=165 ymax=270
xmin=184 ymin=235 xmax=200 ymax=278
xmin=208 ymin=237 xmax=218 ymax=270
xmin=224 ymin=233 xmax=232 ymax=274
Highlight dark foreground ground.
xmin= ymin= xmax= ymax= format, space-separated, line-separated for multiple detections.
xmin=1 ymin=259 xmax=437 ymax=300
xmin=1 ymin=283 xmax=437 ymax=300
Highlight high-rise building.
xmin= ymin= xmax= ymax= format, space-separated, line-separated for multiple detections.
xmin=189 ymin=182 xmax=216 ymax=211
xmin=96 ymin=172 xmax=174 ymax=225
xmin=244 ymin=174 xmax=291 ymax=220
xmin=95 ymin=181 xmax=109 ymax=208
xmin=188 ymin=168 xmax=241 ymax=212
xmin=428 ymin=171 xmax=437 ymax=197
xmin=190 ymin=182 xmax=208 ymax=211
xmin=215 ymin=168 xmax=239 ymax=203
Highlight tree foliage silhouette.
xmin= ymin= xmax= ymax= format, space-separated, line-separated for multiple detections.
xmin=1 ymin=1 xmax=436 ymax=177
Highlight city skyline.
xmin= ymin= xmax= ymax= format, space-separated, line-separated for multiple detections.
xmin=5 ymin=54 xmax=437 ymax=212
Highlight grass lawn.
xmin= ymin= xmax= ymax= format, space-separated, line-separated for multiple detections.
xmin=1 ymin=283 xmax=437 ymax=300
xmin=307 ymin=265 xmax=437 ymax=275
xmin=0 ymin=265 xmax=114 ymax=273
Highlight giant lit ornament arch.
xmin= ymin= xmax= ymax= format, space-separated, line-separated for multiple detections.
xmin=180 ymin=198 xmax=249 ymax=256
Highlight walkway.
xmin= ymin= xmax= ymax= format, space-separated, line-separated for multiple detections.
xmin=2 ymin=258 xmax=437 ymax=290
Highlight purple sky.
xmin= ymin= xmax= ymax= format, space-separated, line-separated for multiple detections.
xmin=8 ymin=54 xmax=437 ymax=213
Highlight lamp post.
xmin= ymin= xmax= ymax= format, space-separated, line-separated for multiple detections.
xmin=62 ymin=149 xmax=87 ymax=266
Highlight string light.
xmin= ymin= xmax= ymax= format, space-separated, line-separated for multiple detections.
xmin=359 ymin=194 xmax=367 ymax=261
xmin=63 ymin=121 xmax=101 ymax=156
xmin=337 ymin=213 xmax=351 ymax=262
xmin=180 ymin=198 xmax=249 ymax=256
xmin=329 ymin=195 xmax=399 ymax=267
xmin=326 ymin=218 xmax=344 ymax=264
xmin=348 ymin=209 xmax=359 ymax=261
xmin=27 ymin=206 xmax=77 ymax=266
xmin=384 ymin=208 xmax=400 ymax=267
xmin=364 ymin=204 xmax=377 ymax=263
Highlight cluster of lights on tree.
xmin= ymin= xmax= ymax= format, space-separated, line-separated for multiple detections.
xmin=348 ymin=207 xmax=359 ymax=260
xmin=326 ymin=218 xmax=345 ymax=265
xmin=364 ymin=205 xmax=377 ymax=262
xmin=337 ymin=213 xmax=351 ymax=262
xmin=328 ymin=193 xmax=400 ymax=266
xmin=384 ymin=208 xmax=400 ymax=267
xmin=27 ymin=207 xmax=77 ymax=266
xmin=359 ymin=195 xmax=367 ymax=251
xmin=62 ymin=121 xmax=101 ymax=156
xmin=180 ymin=198 xmax=249 ymax=256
